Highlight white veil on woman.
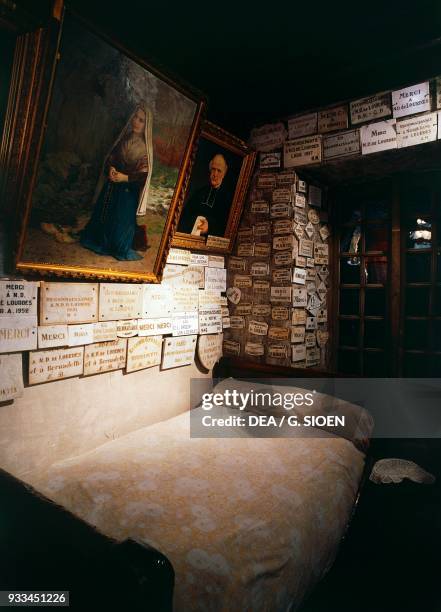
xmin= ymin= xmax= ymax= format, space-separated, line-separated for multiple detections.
xmin=136 ymin=103 xmax=153 ymax=216
xmin=92 ymin=102 xmax=154 ymax=216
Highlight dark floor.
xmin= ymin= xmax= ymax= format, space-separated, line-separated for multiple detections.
xmin=301 ymin=439 xmax=441 ymax=612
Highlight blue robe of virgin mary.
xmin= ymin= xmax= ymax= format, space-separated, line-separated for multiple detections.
xmin=81 ymin=129 xmax=150 ymax=261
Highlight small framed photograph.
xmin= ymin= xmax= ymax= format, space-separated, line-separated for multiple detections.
xmin=173 ymin=121 xmax=255 ymax=252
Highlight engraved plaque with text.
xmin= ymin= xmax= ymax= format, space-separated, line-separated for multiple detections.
xmin=68 ymin=323 xmax=94 ymax=346
xmin=99 ymin=284 xmax=142 ymax=321
xmin=126 ymin=336 xmax=162 ymax=372
xmin=41 ymin=282 xmax=98 ymax=324
xmin=138 ymin=318 xmax=173 ymax=336
xmin=142 ymin=285 xmax=173 ymax=318
xmin=0 ymin=316 xmax=37 ymax=353
xmin=0 ymin=354 xmax=23 ymax=400
xmin=397 ymin=113 xmax=437 ymax=148
xmin=162 ymin=335 xmax=197 ymax=369
xmin=83 ymin=339 xmax=127 ymax=375
xmin=318 ymin=105 xmax=348 ymax=133
xmin=350 ymin=93 xmax=392 ymax=125
xmin=197 ymin=333 xmax=223 ymax=370
xmin=29 ymin=347 xmax=84 ymax=384
xmin=38 ymin=324 xmax=69 ymax=349
xmin=392 ymin=82 xmax=430 ymax=118
xmin=284 ymin=135 xmax=322 ymax=167
xmin=0 ymin=281 xmax=38 ymax=317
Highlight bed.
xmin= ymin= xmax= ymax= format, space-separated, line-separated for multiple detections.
xmin=21 ymin=376 xmax=373 ymax=612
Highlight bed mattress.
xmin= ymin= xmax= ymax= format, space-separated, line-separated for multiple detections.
xmin=29 ymin=406 xmax=366 ymax=611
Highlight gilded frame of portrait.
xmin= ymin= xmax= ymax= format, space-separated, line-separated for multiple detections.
xmin=172 ymin=121 xmax=256 ymax=253
xmin=1 ymin=2 xmax=205 ymax=283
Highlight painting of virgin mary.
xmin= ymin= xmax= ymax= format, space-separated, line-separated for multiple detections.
xmin=15 ymin=10 xmax=202 ymax=282
xmin=80 ymin=104 xmax=153 ymax=261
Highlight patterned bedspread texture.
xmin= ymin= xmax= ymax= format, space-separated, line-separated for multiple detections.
xmin=28 ymin=382 xmax=368 ymax=612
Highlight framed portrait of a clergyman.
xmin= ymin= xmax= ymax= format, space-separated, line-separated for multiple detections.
xmin=2 ymin=3 xmax=204 ymax=282
xmin=172 ymin=122 xmax=256 ymax=253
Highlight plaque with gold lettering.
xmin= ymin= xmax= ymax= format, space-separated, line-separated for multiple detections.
xmin=126 ymin=336 xmax=162 ymax=373
xmin=251 ymin=200 xmax=270 ymax=214
xmin=99 ymin=284 xmax=142 ymax=321
xmin=350 ymin=93 xmax=392 ymax=125
xmin=68 ymin=323 xmax=94 ymax=346
xmin=40 ymin=282 xmax=98 ymax=325
xmin=29 ymin=346 xmax=84 ymax=384
xmin=93 ymin=321 xmax=117 ymax=343
xmin=162 ymin=264 xmax=204 ymax=287
xmin=142 ymin=285 xmax=173 ymax=318
xmin=166 ymin=248 xmax=192 ymax=265
xmin=138 ymin=317 xmax=173 ymax=336
xmin=171 ymin=286 xmax=199 ymax=313
xmin=83 ymin=339 xmax=127 ymax=376
xmin=116 ymin=319 xmax=139 ymax=338
xmin=284 ymin=135 xmax=322 ymax=167
xmin=38 ymin=324 xmax=69 ymax=349
xmin=318 ymin=105 xmax=348 ymax=133
xmin=199 ymin=290 xmax=222 ymax=310
xmin=161 ymin=335 xmax=197 ymax=369
xmin=237 ymin=243 xmax=255 ymax=257
xmin=396 ymin=113 xmax=438 ymax=148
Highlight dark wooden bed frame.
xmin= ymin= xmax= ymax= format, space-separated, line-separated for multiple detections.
xmin=0 ymin=467 xmax=174 ymax=611
xmin=0 ymin=357 xmax=371 ymax=611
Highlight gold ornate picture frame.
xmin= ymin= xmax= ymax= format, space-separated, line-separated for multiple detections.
xmin=2 ymin=3 xmax=205 ymax=282
xmin=172 ymin=121 xmax=255 ymax=253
